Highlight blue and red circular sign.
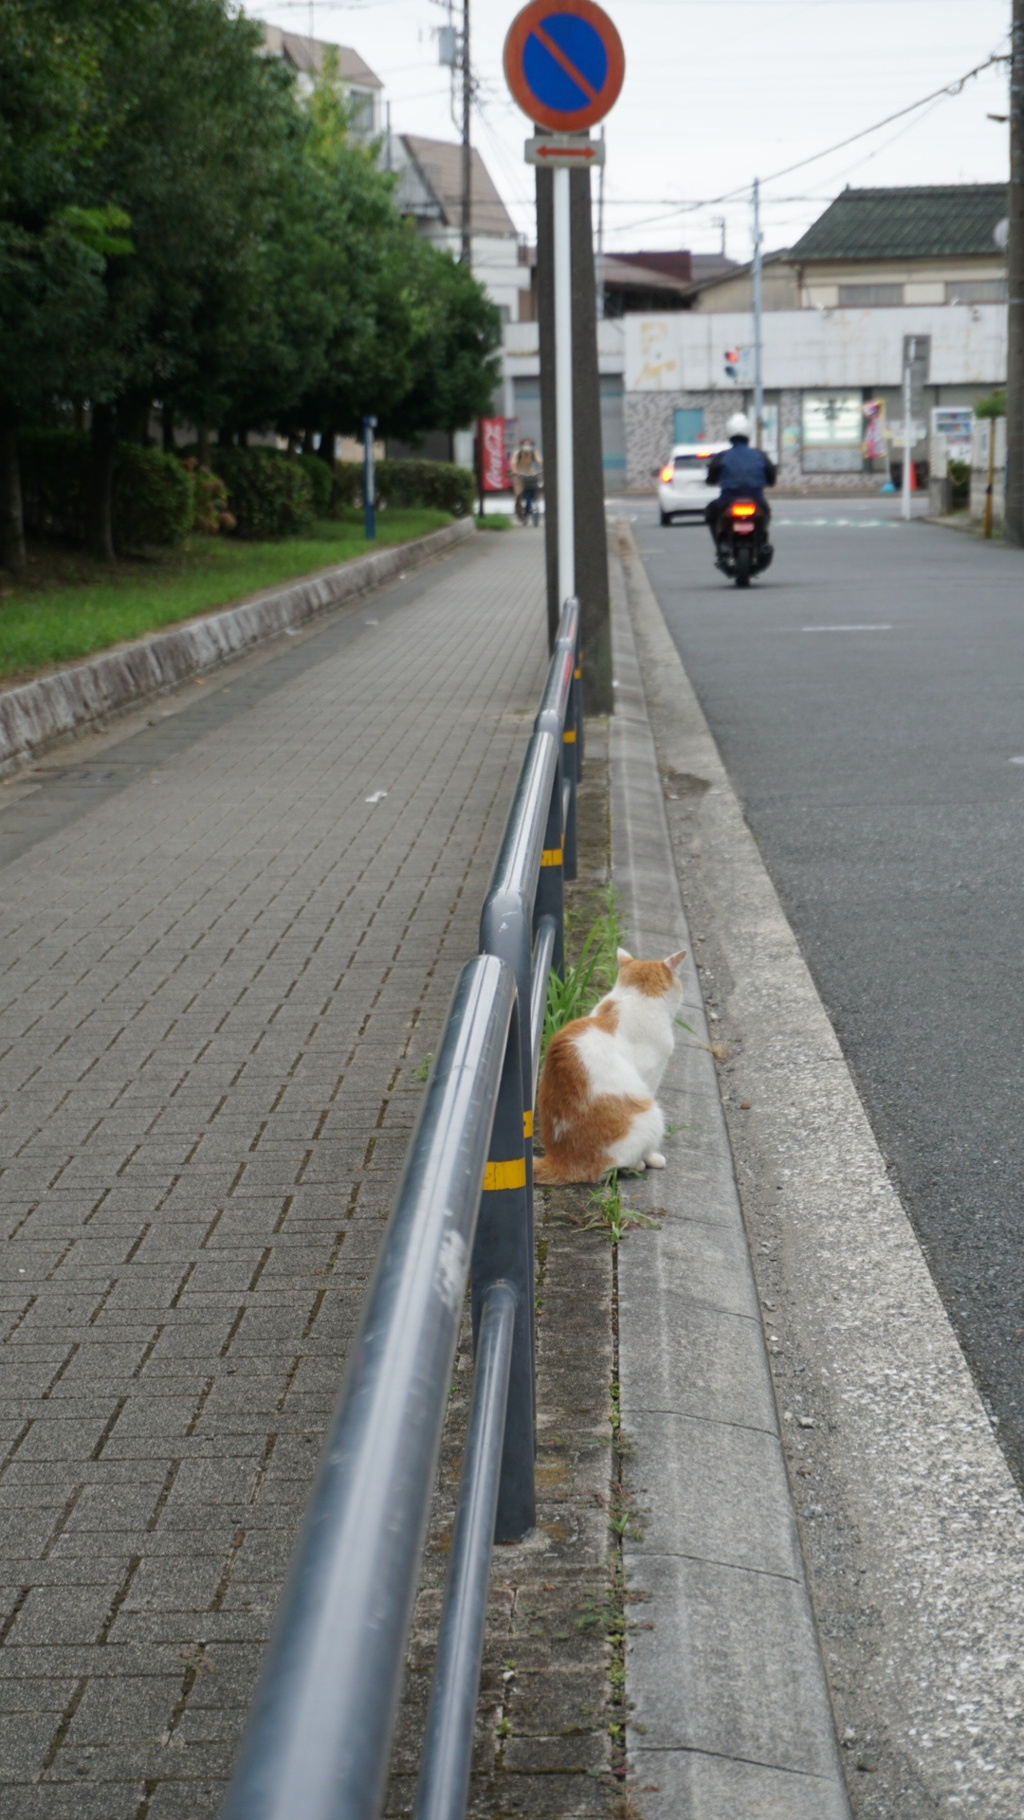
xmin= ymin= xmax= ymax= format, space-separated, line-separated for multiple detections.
xmin=504 ymin=0 xmax=624 ymax=133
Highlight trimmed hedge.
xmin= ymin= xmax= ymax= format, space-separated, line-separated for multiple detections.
xmin=210 ymin=448 xmax=315 ymax=539
xmin=297 ymin=452 xmax=333 ymax=515
xmin=112 ymin=445 xmax=193 ymax=550
xmin=180 ymin=458 xmax=235 ymax=534
xmin=333 ymin=457 xmax=474 ymax=518
xmin=20 ymin=430 xmax=194 ymax=551
xmin=332 ymin=462 xmax=363 ymax=508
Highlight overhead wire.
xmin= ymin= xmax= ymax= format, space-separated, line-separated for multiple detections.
xmin=588 ymin=47 xmax=1007 ymax=239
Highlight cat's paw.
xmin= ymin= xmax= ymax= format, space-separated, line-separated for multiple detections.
xmin=644 ymin=1152 xmax=666 ymax=1169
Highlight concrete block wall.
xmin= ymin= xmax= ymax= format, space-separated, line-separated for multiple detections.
xmin=625 ymin=385 xmax=887 ymax=495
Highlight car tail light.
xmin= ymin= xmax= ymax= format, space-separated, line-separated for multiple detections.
xmin=659 ymin=465 xmax=674 ymax=483
xmin=730 ymin=502 xmax=756 ymax=517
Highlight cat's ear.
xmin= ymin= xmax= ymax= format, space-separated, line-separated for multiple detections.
xmin=616 ymin=946 xmax=633 ymax=965
xmin=666 ymin=949 xmax=687 ymax=974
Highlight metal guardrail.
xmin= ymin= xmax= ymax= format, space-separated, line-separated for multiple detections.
xmin=222 ymin=598 xmax=583 ymax=1820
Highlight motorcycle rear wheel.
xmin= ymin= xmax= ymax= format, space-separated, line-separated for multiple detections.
xmin=734 ymin=543 xmax=752 ymax=588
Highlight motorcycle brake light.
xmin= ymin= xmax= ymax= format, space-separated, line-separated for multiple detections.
xmin=659 ymin=465 xmax=674 ymax=483
xmin=731 ymin=502 xmax=756 ymax=517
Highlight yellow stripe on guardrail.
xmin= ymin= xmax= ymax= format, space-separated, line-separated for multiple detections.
xmin=482 ymin=1157 xmax=527 ymax=1192
xmin=563 ymin=729 xmax=576 ymax=743
xmin=540 ymin=847 xmax=563 ymax=867
xmin=523 ymin=1109 xmax=533 ymax=1138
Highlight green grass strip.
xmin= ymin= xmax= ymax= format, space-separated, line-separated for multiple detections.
xmin=0 ymin=508 xmax=450 ymax=684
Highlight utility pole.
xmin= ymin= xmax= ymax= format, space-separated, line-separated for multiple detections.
xmin=1006 ymin=0 xmax=1024 ymax=544
xmin=460 ymin=0 xmax=472 ymax=265
xmin=752 ymin=179 xmax=764 ymax=448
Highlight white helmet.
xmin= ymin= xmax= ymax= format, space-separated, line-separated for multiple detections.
xmin=727 ymin=412 xmax=751 ymax=439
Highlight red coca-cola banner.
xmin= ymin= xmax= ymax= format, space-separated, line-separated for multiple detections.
xmin=479 ymin=417 xmax=508 ymax=492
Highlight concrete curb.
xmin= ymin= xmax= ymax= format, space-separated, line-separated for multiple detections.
xmin=0 ymin=516 xmax=475 ymax=777
xmin=608 ymin=533 xmax=852 ymax=1819
xmin=614 ymin=517 xmax=1024 ymax=1816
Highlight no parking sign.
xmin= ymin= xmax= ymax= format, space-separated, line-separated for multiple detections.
xmin=503 ymin=0 xmax=624 ymax=133
xmin=504 ymin=0 xmax=623 ymax=614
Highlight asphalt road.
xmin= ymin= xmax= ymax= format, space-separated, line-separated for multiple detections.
xmin=629 ymin=495 xmax=1024 ymax=1482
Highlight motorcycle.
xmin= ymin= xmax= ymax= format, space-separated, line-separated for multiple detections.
xmin=715 ymin=497 xmax=773 ymax=588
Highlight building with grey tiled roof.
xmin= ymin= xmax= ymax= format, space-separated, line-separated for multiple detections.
xmin=788 ymin=185 xmax=1008 ymax=310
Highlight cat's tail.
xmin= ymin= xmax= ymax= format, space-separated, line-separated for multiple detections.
xmin=533 ymin=1152 xmax=562 ymax=1184
xmin=534 ymin=1151 xmax=600 ymax=1185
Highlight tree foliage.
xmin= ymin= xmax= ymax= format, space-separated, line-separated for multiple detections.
xmin=0 ymin=0 xmax=501 ymax=567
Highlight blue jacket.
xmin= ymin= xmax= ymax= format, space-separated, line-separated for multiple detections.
xmin=707 ymin=439 xmax=776 ymax=504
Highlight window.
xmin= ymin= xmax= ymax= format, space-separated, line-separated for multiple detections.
xmin=673 ymin=407 xmax=704 ymax=443
xmin=945 ymin=279 xmax=1008 ymax=304
xmin=802 ymin=392 xmax=863 ymax=472
xmin=838 ymin=283 xmax=903 ymax=307
xmin=674 ymin=455 xmax=709 ymax=470
xmin=348 ymin=89 xmax=375 ymax=136
xmin=601 ymin=376 xmax=625 ymax=477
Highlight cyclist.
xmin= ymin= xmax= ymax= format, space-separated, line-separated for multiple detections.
xmin=511 ymin=439 xmax=543 ymax=524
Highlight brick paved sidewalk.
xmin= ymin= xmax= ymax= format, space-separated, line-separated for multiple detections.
xmin=0 ymin=531 xmax=547 ymax=1820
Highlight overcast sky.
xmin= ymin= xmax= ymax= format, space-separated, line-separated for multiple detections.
xmin=249 ymin=0 xmax=1011 ymax=260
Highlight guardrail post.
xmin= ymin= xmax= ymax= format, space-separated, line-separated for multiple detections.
xmin=573 ymin=628 xmax=585 ymax=768
xmin=534 ymin=763 xmax=565 ymax=978
xmin=472 ymin=994 xmax=535 ymax=1541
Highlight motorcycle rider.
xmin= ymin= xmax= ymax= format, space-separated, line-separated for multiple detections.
xmin=705 ymin=413 xmax=776 ymax=562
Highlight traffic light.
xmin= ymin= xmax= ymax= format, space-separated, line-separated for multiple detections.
xmin=724 ymin=348 xmax=739 ymax=380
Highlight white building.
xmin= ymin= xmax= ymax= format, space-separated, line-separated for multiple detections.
xmin=387 ymin=134 xmax=530 ymax=327
xmin=622 ymin=304 xmax=1006 ymax=489
xmin=503 ymin=320 xmax=627 ymax=493
xmin=259 ymin=25 xmax=383 ymax=138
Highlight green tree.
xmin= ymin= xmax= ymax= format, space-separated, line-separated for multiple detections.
xmin=291 ymin=55 xmax=502 ymax=450
xmin=76 ymin=0 xmax=314 ymax=555
xmin=0 ymin=1 xmax=135 ymax=569
xmin=385 ymin=236 xmax=502 ymax=442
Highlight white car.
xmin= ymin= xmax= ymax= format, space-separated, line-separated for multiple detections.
xmin=657 ymin=442 xmax=729 ymax=525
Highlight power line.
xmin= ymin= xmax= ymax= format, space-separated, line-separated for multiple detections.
xmin=587 ymin=48 xmax=1009 ymax=236
xmin=740 ymin=48 xmax=1009 ymax=190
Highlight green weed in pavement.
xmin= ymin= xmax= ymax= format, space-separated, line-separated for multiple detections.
xmin=543 ymin=882 xmax=622 ymax=1051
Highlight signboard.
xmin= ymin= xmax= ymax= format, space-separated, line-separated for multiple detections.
xmin=863 ymin=398 xmax=886 ymax=459
xmin=479 ymin=417 xmax=508 ymax=492
xmin=931 ymin=406 xmax=973 ymax=453
xmin=525 ymin=134 xmax=605 ymax=166
xmin=504 ymin=0 xmax=624 ymax=133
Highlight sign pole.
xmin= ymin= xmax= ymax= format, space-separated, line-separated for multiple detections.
xmin=504 ymin=0 xmax=623 ymax=661
xmin=752 ymin=177 xmax=764 ymax=449
xmin=553 ymin=165 xmax=575 ymax=607
xmin=902 ymin=345 xmax=912 ymax=522
xmin=362 ymin=415 xmax=377 ymax=541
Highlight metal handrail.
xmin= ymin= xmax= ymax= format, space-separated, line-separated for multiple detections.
xmin=222 ymin=597 xmax=582 ymax=1820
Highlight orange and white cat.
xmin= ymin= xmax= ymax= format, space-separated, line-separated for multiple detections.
xmin=534 ymin=947 xmax=686 ymax=1184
